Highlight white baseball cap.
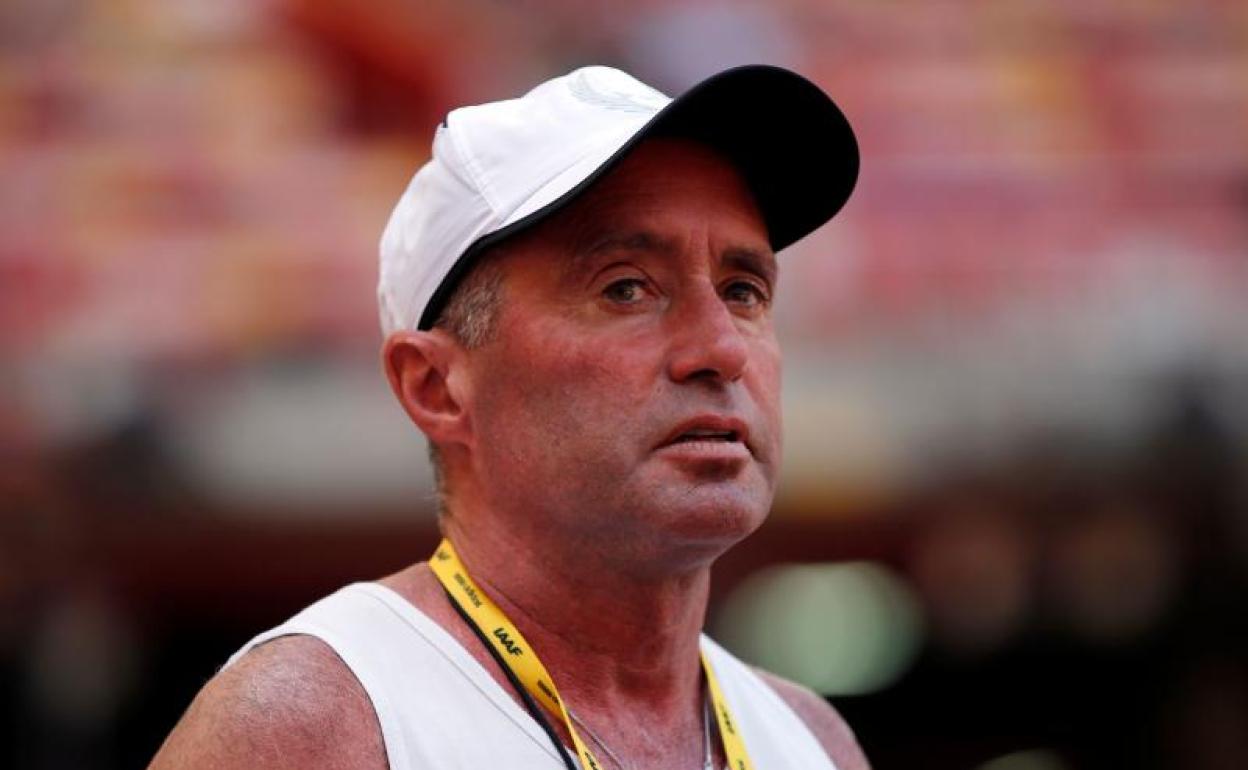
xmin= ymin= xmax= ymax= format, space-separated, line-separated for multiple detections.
xmin=377 ymin=64 xmax=858 ymax=334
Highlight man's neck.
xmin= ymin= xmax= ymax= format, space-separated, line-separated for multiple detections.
xmin=441 ymin=514 xmax=712 ymax=717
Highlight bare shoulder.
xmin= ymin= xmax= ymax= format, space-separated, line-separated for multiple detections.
xmin=753 ymin=667 xmax=872 ymax=770
xmin=148 ymin=634 xmax=387 ymax=770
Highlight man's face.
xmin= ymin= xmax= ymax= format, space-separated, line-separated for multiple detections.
xmin=462 ymin=139 xmax=782 ymax=566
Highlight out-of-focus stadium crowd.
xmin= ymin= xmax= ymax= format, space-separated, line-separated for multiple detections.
xmin=1 ymin=2 xmax=1245 ymax=768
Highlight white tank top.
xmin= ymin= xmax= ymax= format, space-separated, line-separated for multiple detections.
xmin=226 ymin=582 xmax=839 ymax=770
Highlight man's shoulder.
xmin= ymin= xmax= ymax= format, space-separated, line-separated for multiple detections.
xmin=752 ymin=667 xmax=872 ymax=770
xmin=148 ymin=634 xmax=387 ymax=770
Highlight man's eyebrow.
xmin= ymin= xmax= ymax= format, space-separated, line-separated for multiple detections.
xmin=563 ymin=230 xmax=672 ymax=280
xmin=561 ymin=231 xmax=777 ymax=283
xmin=723 ymin=246 xmax=778 ymax=285
xmin=586 ymin=231 xmax=672 ymax=257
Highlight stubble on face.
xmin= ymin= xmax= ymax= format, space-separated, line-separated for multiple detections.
xmin=459 ymin=140 xmax=784 ymax=571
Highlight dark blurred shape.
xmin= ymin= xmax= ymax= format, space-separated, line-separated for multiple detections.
xmin=1046 ymin=496 xmax=1178 ymax=644
xmin=1163 ymin=655 xmax=1248 ymax=770
xmin=18 ymin=589 xmax=140 ymax=770
xmin=911 ymin=495 xmax=1031 ymax=656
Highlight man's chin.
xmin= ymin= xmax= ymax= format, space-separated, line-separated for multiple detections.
xmin=646 ymin=485 xmax=772 ymax=547
xmin=563 ymin=483 xmax=771 ymax=577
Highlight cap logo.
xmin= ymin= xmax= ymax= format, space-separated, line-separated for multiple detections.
xmin=568 ymin=67 xmax=669 ymax=114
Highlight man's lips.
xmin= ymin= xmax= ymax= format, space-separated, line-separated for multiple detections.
xmin=657 ymin=415 xmax=752 ymax=455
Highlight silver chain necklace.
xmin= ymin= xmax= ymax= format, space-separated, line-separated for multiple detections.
xmin=566 ymin=693 xmax=715 ymax=770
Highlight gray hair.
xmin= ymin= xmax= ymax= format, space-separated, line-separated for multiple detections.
xmin=426 ymin=253 xmax=505 ymax=514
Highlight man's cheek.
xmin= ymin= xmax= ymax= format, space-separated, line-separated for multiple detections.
xmin=553 ymin=351 xmax=653 ymax=414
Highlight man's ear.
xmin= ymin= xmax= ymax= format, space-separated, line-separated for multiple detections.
xmin=382 ymin=330 xmax=472 ymax=449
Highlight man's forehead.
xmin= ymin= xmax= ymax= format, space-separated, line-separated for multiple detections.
xmin=523 ymin=139 xmax=774 ymax=269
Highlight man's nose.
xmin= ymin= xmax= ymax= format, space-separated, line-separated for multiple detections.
xmin=665 ymin=287 xmax=749 ymax=384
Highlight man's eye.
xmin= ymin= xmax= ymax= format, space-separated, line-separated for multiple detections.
xmin=602 ymin=278 xmax=647 ymax=304
xmin=724 ymin=280 xmax=769 ymax=307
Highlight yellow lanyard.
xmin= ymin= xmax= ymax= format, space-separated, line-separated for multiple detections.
xmin=430 ymin=539 xmax=755 ymax=770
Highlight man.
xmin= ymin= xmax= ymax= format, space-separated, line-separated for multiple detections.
xmin=150 ymin=64 xmax=865 ymax=769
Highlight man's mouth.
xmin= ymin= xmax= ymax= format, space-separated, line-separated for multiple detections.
xmin=659 ymin=416 xmax=751 ymax=455
xmin=668 ymin=428 xmax=740 ymax=444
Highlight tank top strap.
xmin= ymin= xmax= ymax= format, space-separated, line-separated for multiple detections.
xmin=225 ymin=582 xmax=571 ymax=769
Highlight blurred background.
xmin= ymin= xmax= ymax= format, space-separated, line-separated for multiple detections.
xmin=2 ymin=1 xmax=1246 ymax=768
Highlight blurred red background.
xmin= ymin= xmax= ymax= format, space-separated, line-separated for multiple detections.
xmin=1 ymin=2 xmax=1245 ymax=768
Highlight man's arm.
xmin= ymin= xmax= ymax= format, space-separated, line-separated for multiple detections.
xmin=148 ymin=635 xmax=387 ymax=770
xmin=755 ymin=669 xmax=872 ymax=770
